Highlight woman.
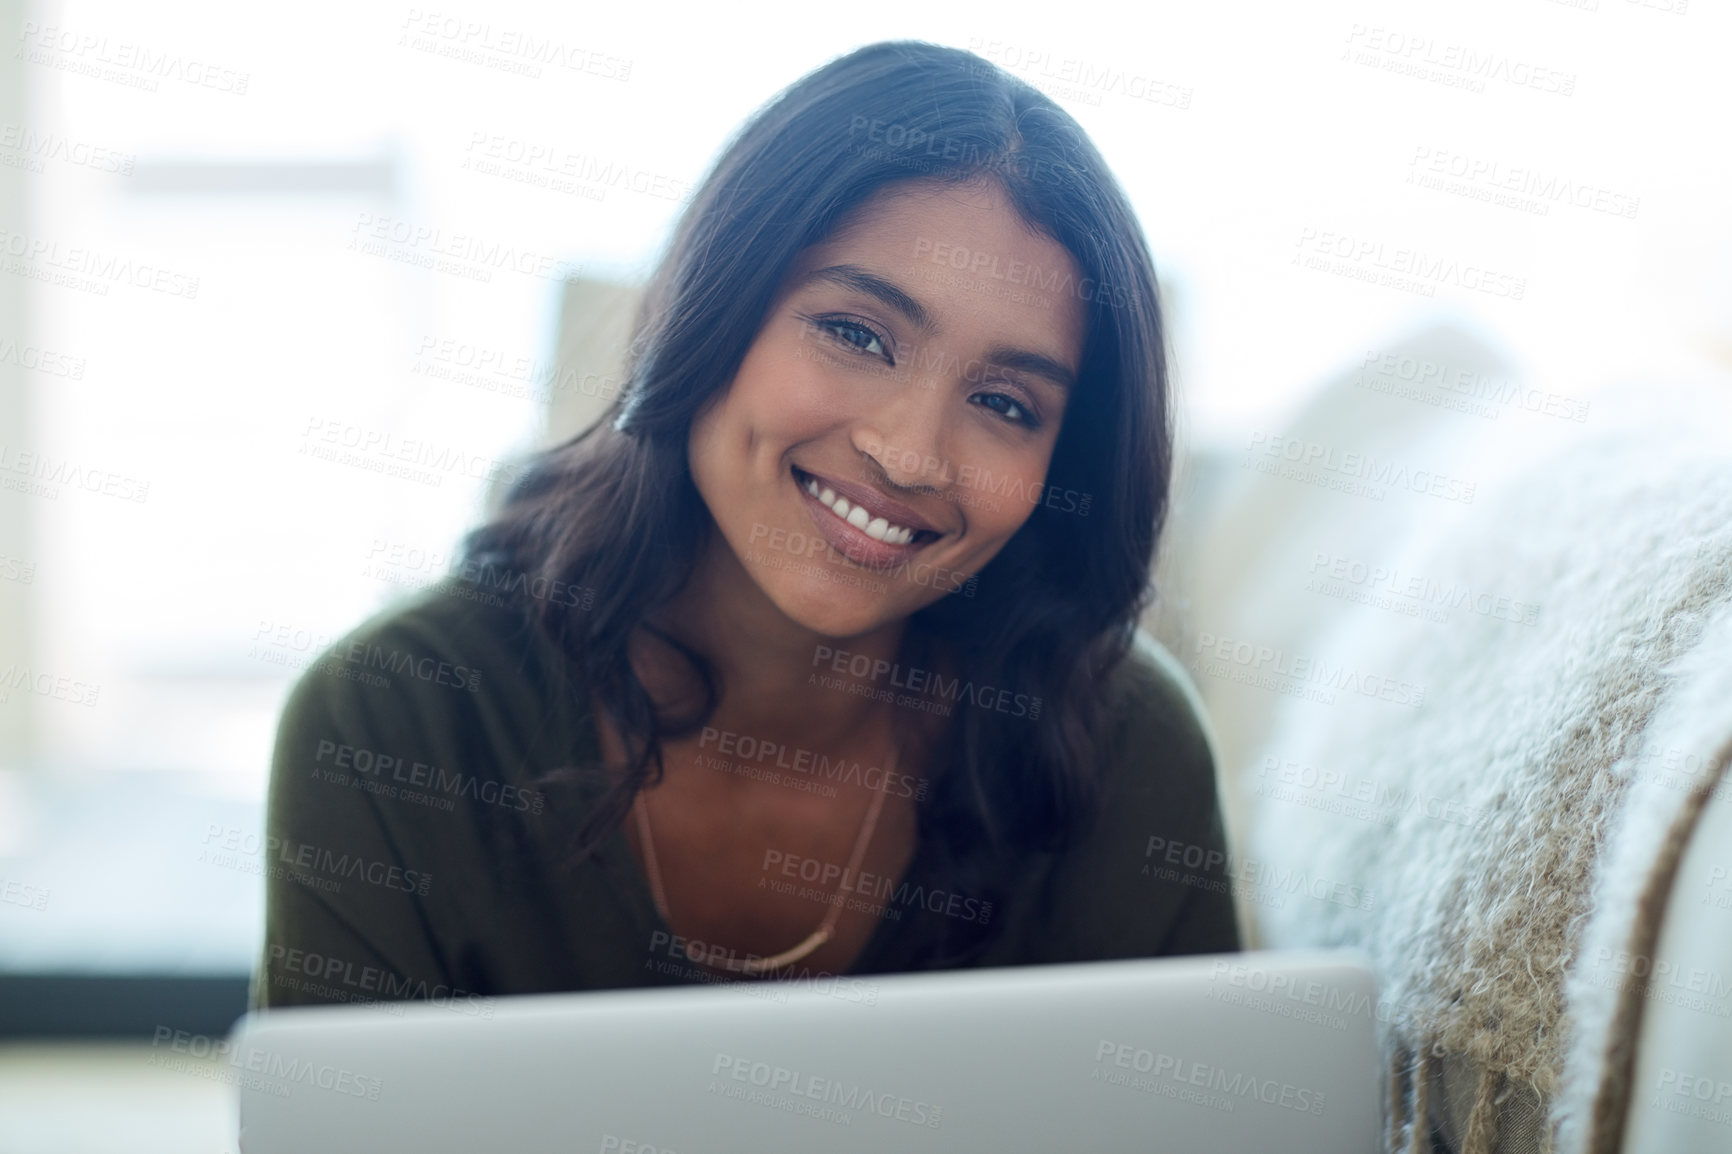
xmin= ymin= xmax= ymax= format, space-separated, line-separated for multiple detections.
xmin=253 ymin=40 xmax=1238 ymax=1013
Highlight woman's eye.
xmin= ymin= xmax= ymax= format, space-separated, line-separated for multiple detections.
xmin=814 ymin=318 xmax=893 ymax=363
xmin=975 ymin=392 xmax=1039 ymax=429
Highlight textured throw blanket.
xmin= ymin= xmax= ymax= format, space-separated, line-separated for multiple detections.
xmin=1246 ymin=380 xmax=1732 ymax=1153
xmin=1554 ymin=599 xmax=1732 ymax=1152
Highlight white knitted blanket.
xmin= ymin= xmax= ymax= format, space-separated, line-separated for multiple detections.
xmin=1246 ymin=380 xmax=1732 ymax=1153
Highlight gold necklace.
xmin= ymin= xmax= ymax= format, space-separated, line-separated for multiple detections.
xmin=632 ymin=746 xmax=896 ymax=976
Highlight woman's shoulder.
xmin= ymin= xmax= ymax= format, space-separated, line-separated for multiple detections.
xmin=977 ymin=626 xmax=1237 ymax=963
xmin=1102 ymin=626 xmax=1220 ymax=793
xmin=274 ymin=569 xmax=587 ymax=777
xmin=1083 ymin=626 xmax=1227 ymax=888
xmin=259 ymin=572 xmax=595 ymax=1009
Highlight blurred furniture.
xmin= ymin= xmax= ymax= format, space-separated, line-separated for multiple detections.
xmin=1150 ymin=325 xmax=1732 ymax=1154
xmin=543 ymin=277 xmax=644 ymax=446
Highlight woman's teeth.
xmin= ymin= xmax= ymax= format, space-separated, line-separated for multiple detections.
xmin=803 ymin=475 xmax=918 ymax=545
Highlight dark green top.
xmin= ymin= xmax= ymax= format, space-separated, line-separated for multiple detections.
xmin=250 ymin=575 xmax=1240 ymax=1012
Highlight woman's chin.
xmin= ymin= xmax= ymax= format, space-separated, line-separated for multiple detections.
xmin=770 ymin=579 xmax=906 ymax=641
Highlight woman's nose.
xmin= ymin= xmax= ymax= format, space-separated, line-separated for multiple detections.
xmin=854 ymin=389 xmax=955 ymax=488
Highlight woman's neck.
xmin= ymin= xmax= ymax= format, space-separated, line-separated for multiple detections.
xmin=644 ymin=525 xmax=914 ymax=752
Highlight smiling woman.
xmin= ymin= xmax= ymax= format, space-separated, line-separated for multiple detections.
xmin=256 ymin=39 xmax=1238 ymax=1008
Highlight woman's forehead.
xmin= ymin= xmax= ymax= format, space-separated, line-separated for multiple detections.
xmin=817 ymin=180 xmax=1050 ymax=256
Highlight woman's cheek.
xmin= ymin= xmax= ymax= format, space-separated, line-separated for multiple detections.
xmin=958 ymin=445 xmax=1051 ymax=534
xmin=765 ymin=351 xmax=862 ymax=427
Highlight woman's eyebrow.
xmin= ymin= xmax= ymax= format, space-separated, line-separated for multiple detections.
xmin=798 ymin=264 xmax=934 ymax=332
xmin=983 ymin=347 xmax=1076 ymax=394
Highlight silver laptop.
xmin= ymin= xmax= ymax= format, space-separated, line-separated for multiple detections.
xmin=230 ymin=950 xmax=1381 ymax=1153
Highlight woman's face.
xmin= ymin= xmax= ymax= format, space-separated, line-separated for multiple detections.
xmin=687 ymin=178 xmax=1088 ymax=640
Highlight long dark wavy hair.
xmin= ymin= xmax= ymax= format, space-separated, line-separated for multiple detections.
xmin=461 ymin=39 xmax=1173 ymax=968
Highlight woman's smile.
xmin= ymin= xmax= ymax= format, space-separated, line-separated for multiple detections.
xmin=790 ymin=463 xmax=946 ymax=571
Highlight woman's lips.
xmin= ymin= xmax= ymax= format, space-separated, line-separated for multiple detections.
xmin=794 ymin=464 xmax=941 ymax=534
xmin=791 ymin=465 xmax=940 ymax=571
